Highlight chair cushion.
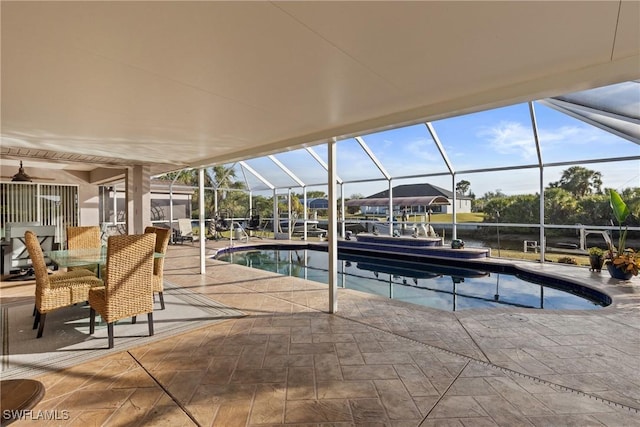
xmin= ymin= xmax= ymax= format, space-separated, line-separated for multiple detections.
xmin=39 ymin=276 xmax=103 ymax=312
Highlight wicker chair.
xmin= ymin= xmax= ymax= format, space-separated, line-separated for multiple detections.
xmin=144 ymin=226 xmax=171 ymax=309
xmin=66 ymin=226 xmax=102 ymax=274
xmin=24 ymin=231 xmax=103 ymax=338
xmin=89 ymin=233 xmax=156 ymax=349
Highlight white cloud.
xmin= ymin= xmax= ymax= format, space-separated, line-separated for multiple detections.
xmin=403 ymin=136 xmax=441 ymax=162
xmin=477 ymin=121 xmax=537 ymax=159
xmin=538 ymin=125 xmax=616 ymax=147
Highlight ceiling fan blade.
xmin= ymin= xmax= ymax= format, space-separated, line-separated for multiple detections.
xmin=1 ymin=175 xmax=57 ymax=181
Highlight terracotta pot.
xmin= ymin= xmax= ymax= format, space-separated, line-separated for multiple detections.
xmin=589 ymin=255 xmax=603 ymax=272
xmin=606 ymin=263 xmax=633 ymax=280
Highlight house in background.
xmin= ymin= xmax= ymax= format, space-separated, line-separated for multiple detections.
xmin=104 ymin=179 xmax=195 ymax=233
xmin=347 ymin=183 xmax=470 ymax=216
xmin=306 ymin=198 xmax=329 ymax=210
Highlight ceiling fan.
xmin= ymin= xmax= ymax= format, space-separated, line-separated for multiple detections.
xmin=1 ymin=161 xmax=55 ymax=182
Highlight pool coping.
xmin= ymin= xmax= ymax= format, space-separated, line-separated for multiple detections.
xmin=211 ymin=240 xmax=640 ymax=313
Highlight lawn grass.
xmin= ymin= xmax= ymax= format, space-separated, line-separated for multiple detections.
xmin=349 ymin=213 xmax=486 ymax=223
xmin=425 ymin=213 xmax=485 ymax=223
xmin=491 ymin=248 xmax=591 ymax=267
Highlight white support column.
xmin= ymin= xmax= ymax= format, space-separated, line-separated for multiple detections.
xmin=328 ymin=139 xmax=338 ymax=314
xmin=199 ymin=168 xmax=206 ymax=274
xmin=112 ymin=186 xmax=118 ymax=231
xmin=451 ymin=174 xmax=457 ymax=240
xmin=303 ymin=187 xmax=308 ymax=241
xmin=287 ymin=188 xmax=292 ymax=240
xmin=388 ymin=180 xmax=393 ymax=236
xmin=529 ymin=101 xmax=546 ymax=263
xmin=126 ymin=165 xmax=151 ymax=234
xmin=539 ymin=167 xmax=545 ymax=260
xmin=426 ymin=122 xmax=456 ymax=240
xmin=169 ymin=174 xmax=180 ymax=244
xmin=273 ymin=189 xmax=278 ymax=235
xmin=340 ymin=184 xmax=345 ymax=238
xmin=125 ymin=169 xmax=133 ymax=234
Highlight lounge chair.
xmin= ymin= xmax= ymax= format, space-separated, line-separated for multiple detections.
xmin=174 ymin=218 xmax=194 ymax=244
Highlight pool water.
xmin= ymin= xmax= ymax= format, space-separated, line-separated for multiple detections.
xmin=216 ymin=248 xmax=606 ymax=311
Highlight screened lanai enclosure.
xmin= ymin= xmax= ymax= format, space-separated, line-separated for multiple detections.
xmin=116 ymin=80 xmax=640 ymax=261
xmin=3 ymin=81 xmax=637 ymax=260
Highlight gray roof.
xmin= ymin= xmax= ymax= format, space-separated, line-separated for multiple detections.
xmin=345 ymin=195 xmax=450 ymax=207
xmin=366 ymin=183 xmax=458 ymax=199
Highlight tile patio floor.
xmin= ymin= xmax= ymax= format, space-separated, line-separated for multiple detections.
xmin=1 ymin=238 xmax=639 ymax=426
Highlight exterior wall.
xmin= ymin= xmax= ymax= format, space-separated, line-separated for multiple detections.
xmin=441 ymin=199 xmax=471 ymax=214
xmin=1 ymin=165 xmax=192 ymax=240
xmin=359 ymin=198 xmax=471 ymax=216
xmin=150 ymin=193 xmax=192 ymax=222
xmin=78 ymin=181 xmax=100 ymax=226
xmin=1 ymin=165 xmax=102 ymax=227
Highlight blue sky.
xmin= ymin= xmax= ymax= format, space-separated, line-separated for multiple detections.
xmin=235 ymin=91 xmax=639 ymax=199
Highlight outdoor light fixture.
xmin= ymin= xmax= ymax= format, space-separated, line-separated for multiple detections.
xmin=11 ymin=161 xmax=33 ymax=182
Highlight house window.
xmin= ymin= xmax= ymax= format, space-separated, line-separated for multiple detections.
xmin=0 ymin=182 xmax=78 ymax=244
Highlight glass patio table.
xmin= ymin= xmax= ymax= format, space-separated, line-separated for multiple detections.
xmin=46 ymin=247 xmax=163 ymax=278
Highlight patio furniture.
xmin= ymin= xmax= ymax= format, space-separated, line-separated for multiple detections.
xmin=144 ymin=226 xmax=171 ymax=309
xmin=46 ymin=246 xmax=164 ymax=280
xmin=174 ymin=218 xmax=194 ymax=244
xmin=243 ymin=208 xmax=264 ymax=239
xmin=210 ymin=210 xmax=231 ymax=240
xmin=89 ymin=233 xmax=156 ymax=349
xmin=2 ymin=223 xmax=55 ymax=280
xmin=24 ymin=231 xmax=102 ymax=338
xmin=66 ymin=226 xmax=101 ymax=274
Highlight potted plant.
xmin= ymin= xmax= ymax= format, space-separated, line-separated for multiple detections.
xmin=587 ymin=247 xmax=604 ymax=272
xmin=604 ymin=189 xmax=638 ymax=280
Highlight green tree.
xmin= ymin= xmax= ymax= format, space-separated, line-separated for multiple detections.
xmin=481 ymin=194 xmax=538 ymax=224
xmin=307 ymin=191 xmax=327 ymax=199
xmin=544 ymin=187 xmax=580 ymax=224
xmin=456 ymin=180 xmax=471 ymax=196
xmin=574 ymin=194 xmax=609 ymax=225
xmin=160 ymin=165 xmax=246 ymax=218
xmin=549 ymin=166 xmax=603 ymax=198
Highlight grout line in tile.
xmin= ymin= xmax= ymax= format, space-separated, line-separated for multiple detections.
xmin=418 ymin=360 xmax=470 ymax=425
xmin=218 ymin=274 xmax=640 ymax=414
xmin=127 ymin=350 xmax=201 ymax=427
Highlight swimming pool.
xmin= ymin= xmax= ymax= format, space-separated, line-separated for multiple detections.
xmin=215 ymin=247 xmax=609 ymax=311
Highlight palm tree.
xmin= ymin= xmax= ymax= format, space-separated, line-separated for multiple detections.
xmin=550 ymin=166 xmax=603 ymax=198
xmin=160 ymin=164 xmax=246 ymax=218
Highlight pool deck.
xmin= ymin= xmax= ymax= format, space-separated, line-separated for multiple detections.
xmin=1 ymin=238 xmax=639 ymax=426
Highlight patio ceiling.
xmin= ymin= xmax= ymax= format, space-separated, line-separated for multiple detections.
xmin=1 ymin=1 xmax=639 ymax=178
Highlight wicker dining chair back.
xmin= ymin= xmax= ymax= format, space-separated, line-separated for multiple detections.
xmin=67 ymin=226 xmax=101 ymax=250
xmin=144 ymin=226 xmax=171 ymax=309
xmin=66 ymin=226 xmax=102 ymax=274
xmin=89 ymin=233 xmax=156 ymax=348
xmin=24 ymin=231 xmax=103 ymax=338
